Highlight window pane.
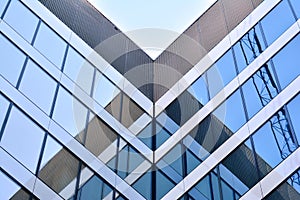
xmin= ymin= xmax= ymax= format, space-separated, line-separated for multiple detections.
xmin=132 ymin=171 xmax=151 ymax=200
xmin=19 ymin=60 xmax=57 ymax=115
xmin=188 ymin=75 xmax=209 ymax=106
xmin=221 ymin=181 xmax=234 ymax=200
xmin=214 ymin=89 xmax=246 ymax=133
xmin=272 ymin=34 xmax=300 ymax=89
xmin=93 ymin=71 xmax=120 ymax=108
xmin=291 ymin=0 xmax=300 ymax=19
xmin=287 ymin=94 xmax=300 ymax=143
xmin=77 ymin=175 xmax=113 ymax=200
xmin=38 ymin=135 xmax=79 ymax=195
xmin=63 ymin=48 xmax=94 ymax=94
xmin=261 ymin=0 xmax=295 ymax=45
xmin=0 ymin=0 xmax=8 ymax=16
xmin=0 ymin=94 xmax=9 ymax=127
xmin=34 ymin=23 xmax=67 ymax=69
xmin=0 ymin=107 xmax=44 ymax=173
xmin=0 ymin=171 xmax=21 ymax=200
xmin=52 ymin=87 xmax=88 ymax=137
xmin=4 ymin=0 xmax=39 ymax=42
xmin=0 ymin=34 xmax=26 ymax=86
xmin=252 ymin=122 xmax=282 ymax=173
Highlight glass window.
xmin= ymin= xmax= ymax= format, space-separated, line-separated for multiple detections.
xmin=0 ymin=0 xmax=8 ymax=17
xmin=221 ymin=181 xmax=234 ymax=200
xmin=291 ymin=0 xmax=300 ymax=19
xmin=93 ymin=71 xmax=120 ymax=108
xmin=233 ymin=26 xmax=266 ymax=72
xmin=63 ymin=47 xmax=94 ymax=94
xmin=77 ymin=175 xmax=112 ymax=200
xmin=213 ymin=89 xmax=246 ymax=133
xmin=132 ymin=171 xmax=151 ymax=200
xmin=242 ymin=77 xmax=263 ymax=119
xmin=193 ymin=175 xmax=212 ymax=200
xmin=287 ymin=94 xmax=300 ymax=143
xmin=4 ymin=0 xmax=39 ymax=42
xmin=0 ymin=107 xmax=45 ymax=173
xmin=156 ymin=171 xmax=175 ymax=199
xmin=34 ymin=23 xmax=67 ymax=69
xmin=252 ymin=122 xmax=283 ymax=173
xmin=261 ymin=0 xmax=295 ymax=45
xmin=206 ymin=50 xmax=236 ymax=97
xmin=52 ymin=87 xmax=88 ymax=137
xmin=0 ymin=94 xmax=9 ymax=127
xmin=0 ymin=34 xmax=26 ymax=86
xmin=188 ymin=75 xmax=209 ymax=106
xmin=19 ymin=60 xmax=57 ymax=115
xmin=272 ymin=34 xmax=300 ymax=89
xmin=38 ymin=135 xmax=79 ymax=196
xmin=0 ymin=171 xmax=24 ymax=200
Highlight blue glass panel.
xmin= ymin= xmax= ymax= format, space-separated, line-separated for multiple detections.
xmin=52 ymin=87 xmax=88 ymax=137
xmin=0 ymin=94 xmax=9 ymax=127
xmin=261 ymin=0 xmax=295 ymax=45
xmin=194 ymin=175 xmax=212 ymax=200
xmin=4 ymin=0 xmax=39 ymax=42
xmin=215 ymin=50 xmax=236 ymax=86
xmin=214 ymin=89 xmax=246 ymax=133
xmin=0 ymin=34 xmax=26 ymax=86
xmin=156 ymin=171 xmax=175 ymax=199
xmin=188 ymin=75 xmax=209 ymax=105
xmin=132 ymin=171 xmax=151 ymax=200
xmin=221 ymin=181 xmax=234 ymax=200
xmin=291 ymin=0 xmax=300 ymax=19
xmin=186 ymin=149 xmax=201 ymax=174
xmin=211 ymin=173 xmax=221 ymax=200
xmin=0 ymin=171 xmax=21 ymax=200
xmin=0 ymin=0 xmax=8 ymax=17
xmin=252 ymin=122 xmax=283 ymax=169
xmin=19 ymin=60 xmax=57 ymax=115
xmin=0 ymin=107 xmax=44 ymax=173
xmin=233 ymin=25 xmax=266 ymax=72
xmin=287 ymin=94 xmax=300 ymax=143
xmin=93 ymin=71 xmax=120 ymax=107
xmin=34 ymin=23 xmax=67 ymax=69
xmin=272 ymin=34 xmax=300 ymax=89
xmin=63 ymin=48 xmax=94 ymax=94
xmin=78 ymin=176 xmax=112 ymax=199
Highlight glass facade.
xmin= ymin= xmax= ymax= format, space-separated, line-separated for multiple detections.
xmin=0 ymin=0 xmax=300 ymax=199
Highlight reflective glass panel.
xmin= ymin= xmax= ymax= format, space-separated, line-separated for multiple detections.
xmin=38 ymin=135 xmax=79 ymax=196
xmin=0 ymin=107 xmax=44 ymax=173
xmin=0 ymin=171 xmax=20 ymax=200
xmin=213 ymin=89 xmax=246 ymax=133
xmin=52 ymin=87 xmax=88 ymax=137
xmin=287 ymin=94 xmax=300 ymax=143
xmin=188 ymin=75 xmax=209 ymax=106
xmin=63 ymin=47 xmax=94 ymax=94
xmin=34 ymin=23 xmax=67 ymax=69
xmin=291 ymin=0 xmax=300 ymax=19
xmin=265 ymin=170 xmax=300 ymax=199
xmin=206 ymin=50 xmax=236 ymax=97
xmin=0 ymin=94 xmax=9 ymax=127
xmin=261 ymin=0 xmax=295 ymax=45
xmin=272 ymin=34 xmax=300 ymax=89
xmin=93 ymin=71 xmax=120 ymax=108
xmin=0 ymin=34 xmax=26 ymax=86
xmin=77 ymin=175 xmax=113 ymax=200
xmin=19 ymin=60 xmax=57 ymax=115
xmin=0 ymin=0 xmax=8 ymax=17
xmin=4 ymin=0 xmax=39 ymax=42
xmin=252 ymin=121 xmax=283 ymax=175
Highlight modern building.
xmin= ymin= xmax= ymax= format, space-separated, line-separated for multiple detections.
xmin=0 ymin=0 xmax=300 ymax=199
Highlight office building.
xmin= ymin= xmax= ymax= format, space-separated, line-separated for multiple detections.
xmin=0 ymin=0 xmax=300 ymax=199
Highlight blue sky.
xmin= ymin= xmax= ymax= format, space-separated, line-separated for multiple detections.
xmin=87 ymin=0 xmax=217 ymax=59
